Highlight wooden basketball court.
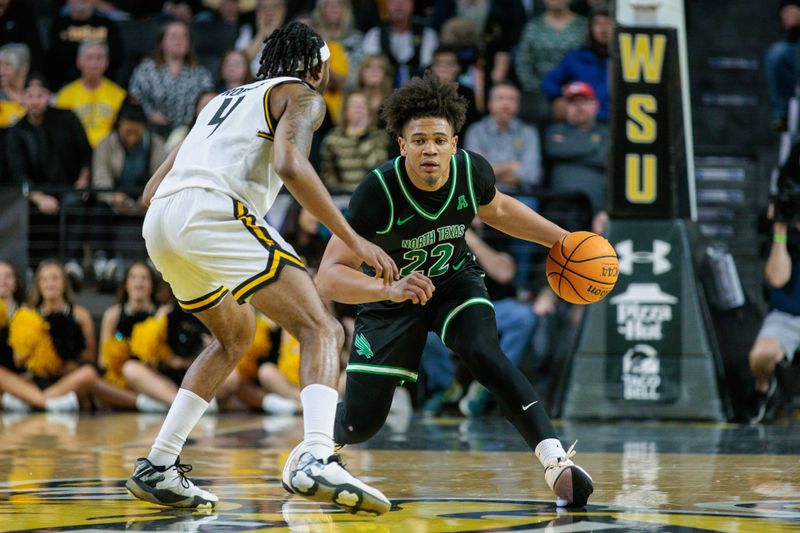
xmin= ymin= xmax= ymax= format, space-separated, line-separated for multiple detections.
xmin=1 ymin=412 xmax=798 ymax=532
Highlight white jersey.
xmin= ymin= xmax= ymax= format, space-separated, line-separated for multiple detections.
xmin=153 ymin=77 xmax=306 ymax=219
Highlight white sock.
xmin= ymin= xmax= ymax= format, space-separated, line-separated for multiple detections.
xmin=262 ymin=393 xmax=298 ymax=415
xmin=147 ymin=388 xmax=209 ymax=467
xmin=535 ymin=438 xmax=565 ymax=467
xmin=135 ymin=394 xmax=169 ymax=413
xmin=300 ymin=384 xmax=337 ymax=459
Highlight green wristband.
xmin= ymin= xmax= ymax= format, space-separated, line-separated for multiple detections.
xmin=774 ymin=233 xmax=787 ymax=244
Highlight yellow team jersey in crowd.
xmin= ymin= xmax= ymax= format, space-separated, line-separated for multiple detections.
xmin=54 ymin=78 xmax=126 ymax=147
xmin=323 ymin=40 xmax=349 ymax=125
xmin=0 ymin=99 xmax=25 ymax=128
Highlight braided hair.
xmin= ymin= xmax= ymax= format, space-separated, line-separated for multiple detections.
xmin=256 ymin=21 xmax=325 ymax=80
xmin=380 ymin=72 xmax=468 ymax=139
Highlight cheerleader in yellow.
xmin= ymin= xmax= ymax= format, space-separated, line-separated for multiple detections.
xmin=0 ymin=260 xmax=98 ymax=411
xmin=122 ymin=292 xmax=237 ymax=411
xmin=0 ymin=261 xmax=25 ymax=379
xmin=92 ymin=261 xmax=170 ymax=411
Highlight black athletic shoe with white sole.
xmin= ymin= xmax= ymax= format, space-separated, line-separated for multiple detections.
xmin=125 ymin=457 xmax=218 ymax=509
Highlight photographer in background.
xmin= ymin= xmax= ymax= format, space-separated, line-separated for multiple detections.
xmin=749 ymin=157 xmax=800 ymax=424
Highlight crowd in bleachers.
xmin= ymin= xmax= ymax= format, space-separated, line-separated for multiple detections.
xmin=9 ymin=0 xmax=793 ymax=425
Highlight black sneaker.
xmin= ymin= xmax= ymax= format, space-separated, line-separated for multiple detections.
xmin=125 ymin=457 xmax=217 ymax=509
xmin=750 ymin=377 xmax=783 ymax=425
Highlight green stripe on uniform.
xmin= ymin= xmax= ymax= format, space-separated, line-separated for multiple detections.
xmin=440 ymin=297 xmax=494 ymax=344
xmin=373 ymin=168 xmax=394 ymax=234
xmin=463 ymin=150 xmax=478 ymax=215
xmin=346 ymin=363 xmax=419 ymax=382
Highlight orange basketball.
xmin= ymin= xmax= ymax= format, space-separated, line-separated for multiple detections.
xmin=546 ymin=231 xmax=619 ymax=304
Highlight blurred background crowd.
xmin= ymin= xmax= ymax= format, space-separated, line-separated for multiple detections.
xmin=0 ymin=0 xmax=797 ymax=425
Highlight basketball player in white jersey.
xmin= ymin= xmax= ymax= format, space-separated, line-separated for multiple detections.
xmin=124 ymin=22 xmax=397 ymax=516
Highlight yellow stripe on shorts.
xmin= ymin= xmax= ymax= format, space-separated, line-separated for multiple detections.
xmin=178 ymin=286 xmax=229 ymax=313
xmin=232 ymin=249 xmax=305 ymax=302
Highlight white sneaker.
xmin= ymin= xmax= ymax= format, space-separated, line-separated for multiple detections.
xmin=136 ymin=394 xmax=169 ymax=413
xmin=2 ymin=392 xmax=32 ymax=412
xmin=281 ymin=443 xmax=391 ymax=516
xmin=44 ymin=391 xmax=79 ymax=412
xmin=262 ymin=393 xmax=298 ymax=415
xmin=543 ymin=441 xmax=594 ymax=507
xmin=125 ymin=457 xmax=218 ymax=509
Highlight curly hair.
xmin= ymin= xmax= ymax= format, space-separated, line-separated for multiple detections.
xmin=380 ymin=72 xmax=468 ymax=139
xmin=256 ymin=21 xmax=325 ymax=80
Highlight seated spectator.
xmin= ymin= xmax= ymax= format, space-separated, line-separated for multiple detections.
xmin=92 ymin=101 xmax=167 ymax=213
xmin=128 ymin=20 xmax=214 ymax=135
xmin=429 ymin=45 xmax=481 ymax=128
xmin=0 ymin=259 xmax=98 ymax=412
xmin=163 ymin=90 xmax=217 ymax=153
xmin=243 ymin=0 xmax=287 ymax=77
xmin=361 ymin=0 xmax=438 ymax=87
xmin=354 ymin=53 xmax=394 ymax=120
xmin=230 ymin=313 xmax=302 ymax=414
xmin=216 ymin=49 xmax=253 ymax=92
xmin=55 ymin=41 xmax=127 ymax=148
xmin=515 ymin=0 xmax=586 ymax=122
xmin=765 ymin=1 xmax=800 ymax=130
xmin=541 ymin=8 xmax=611 ymax=122
xmin=6 ymin=74 xmax=93 ymax=270
xmin=122 ymin=297 xmax=232 ymax=410
xmin=464 ymin=81 xmax=542 ymax=195
xmin=749 ymin=158 xmax=800 ymax=423
xmin=0 ymin=0 xmax=44 ymax=72
xmin=92 ymin=260 xmax=168 ymax=411
xmin=0 ymin=260 xmax=25 ymax=375
xmin=320 ymin=92 xmax=391 ymax=193
xmin=313 ymin=0 xmax=364 ymax=90
xmin=320 ymin=39 xmax=350 ymax=125
xmin=0 ymin=42 xmax=28 ymax=128
xmin=481 ymin=0 xmax=534 ymax=86
xmin=438 ymin=17 xmax=485 ymax=103
xmin=47 ymin=0 xmax=124 ymax=89
xmin=543 ymin=81 xmax=609 ymax=235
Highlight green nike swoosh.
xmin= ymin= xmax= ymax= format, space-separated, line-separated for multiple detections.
xmin=397 ymin=214 xmax=415 ymax=226
xmin=452 ymin=257 xmax=467 ymax=271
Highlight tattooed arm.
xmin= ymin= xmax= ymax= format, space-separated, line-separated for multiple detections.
xmin=272 ymin=84 xmax=398 ymax=282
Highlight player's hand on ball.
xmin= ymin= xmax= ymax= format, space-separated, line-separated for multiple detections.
xmin=546 ymin=230 xmax=618 ymax=304
xmin=387 ymin=272 xmax=435 ymax=305
xmin=352 ymin=236 xmax=399 ymax=284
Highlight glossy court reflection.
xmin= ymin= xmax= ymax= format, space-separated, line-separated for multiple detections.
xmin=0 ymin=412 xmax=798 ymax=532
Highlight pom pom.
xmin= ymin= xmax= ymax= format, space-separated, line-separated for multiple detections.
xmin=129 ymin=316 xmax=172 ymax=368
xmin=101 ymin=333 xmax=131 ymax=388
xmin=8 ymin=308 xmax=63 ymax=377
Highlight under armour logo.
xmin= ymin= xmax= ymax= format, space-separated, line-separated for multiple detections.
xmin=616 ymin=240 xmax=672 ymax=275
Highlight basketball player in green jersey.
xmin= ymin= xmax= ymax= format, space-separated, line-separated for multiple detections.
xmin=307 ymin=73 xmax=594 ymax=507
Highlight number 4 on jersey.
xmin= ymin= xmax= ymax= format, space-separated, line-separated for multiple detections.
xmin=207 ymin=96 xmax=245 ymax=137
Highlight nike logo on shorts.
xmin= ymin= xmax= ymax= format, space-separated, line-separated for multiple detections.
xmin=522 ymin=401 xmax=538 ymax=411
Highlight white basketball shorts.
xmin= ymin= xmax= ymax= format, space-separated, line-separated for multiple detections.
xmin=143 ymin=188 xmax=304 ymax=313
